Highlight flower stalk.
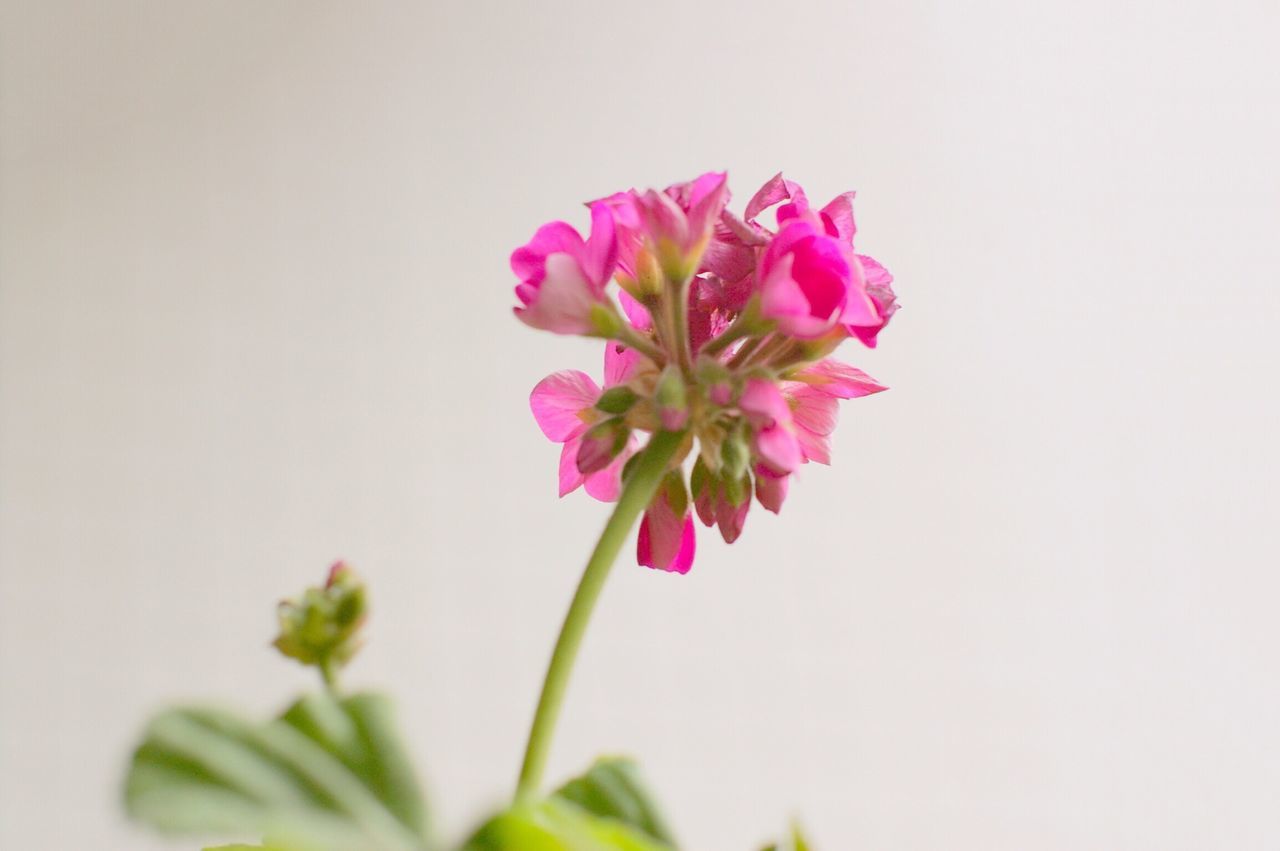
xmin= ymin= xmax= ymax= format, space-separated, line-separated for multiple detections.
xmin=515 ymin=429 xmax=686 ymax=801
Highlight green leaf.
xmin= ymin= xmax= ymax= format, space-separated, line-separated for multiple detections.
xmin=124 ymin=692 xmax=430 ymax=851
xmin=760 ymin=821 xmax=813 ymax=851
xmin=553 ymin=757 xmax=678 ymax=848
xmin=462 ymin=798 xmax=670 ymax=851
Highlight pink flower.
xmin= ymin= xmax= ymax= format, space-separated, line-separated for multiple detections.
xmin=517 ymin=171 xmax=897 ymax=576
xmin=530 ymin=368 xmax=635 ymax=501
xmin=738 ymin=379 xmax=802 ymax=474
xmin=606 ymin=172 xmax=731 ymax=284
xmin=758 ymin=219 xmax=861 ymax=339
xmin=744 ymin=173 xmax=893 ymax=341
xmin=638 ymin=473 xmax=696 ymax=574
xmin=512 ymin=202 xmax=618 ymax=335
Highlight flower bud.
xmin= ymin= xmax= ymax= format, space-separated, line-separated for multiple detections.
xmin=720 ymin=421 xmax=751 ymax=482
xmin=576 ymin=417 xmax=629 ymax=475
xmin=274 ymin=562 xmax=368 ymax=677
xmin=716 ymin=475 xmax=751 ymax=543
xmin=690 ymin=456 xmax=715 ymax=526
xmin=587 ymin=302 xmax=625 ymax=338
xmin=595 ymin=385 xmax=639 ymax=415
xmin=654 ymin=365 xmax=688 ymax=431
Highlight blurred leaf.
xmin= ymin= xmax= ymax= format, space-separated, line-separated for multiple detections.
xmin=462 ymin=798 xmax=671 ymax=851
xmin=553 ymin=757 xmax=677 ymax=848
xmin=124 ymin=692 xmax=429 ymax=851
xmin=759 ymin=821 xmax=812 ymax=851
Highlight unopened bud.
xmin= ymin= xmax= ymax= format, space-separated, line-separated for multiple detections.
xmin=274 ymin=562 xmax=368 ymax=681
xmin=720 ymin=422 xmax=751 ymax=482
xmin=654 ymin=365 xmax=689 ymax=431
xmin=576 ymin=418 xmax=629 ymax=475
xmin=595 ymin=385 xmax=638 ymax=415
xmin=690 ymin=456 xmax=715 ymax=526
xmin=588 ymin=302 xmax=624 ymax=338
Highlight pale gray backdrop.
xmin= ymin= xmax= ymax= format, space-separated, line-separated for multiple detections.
xmin=2 ymin=2 xmax=1279 ymax=849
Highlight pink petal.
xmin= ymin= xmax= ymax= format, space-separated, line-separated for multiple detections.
xmin=739 ymin=378 xmax=793 ymax=426
xmin=788 ymin=385 xmax=839 ymax=436
xmin=685 ymin=172 xmax=730 ymax=241
xmin=794 ymin=359 xmax=888 ymax=398
xmin=530 ymin=370 xmax=600 ymax=441
xmin=558 ymin=438 xmax=586 ymax=497
xmin=714 ymin=493 xmax=750 ymax=544
xmin=795 ymin=425 xmax=831 ymax=465
xmin=510 ymin=222 xmax=586 ymax=286
xmin=819 ymin=192 xmax=856 ymax=243
xmin=513 ymin=253 xmax=602 ymax=335
xmin=583 ymin=438 xmax=635 ymax=503
xmin=617 ymin=289 xmax=654 ymax=331
xmin=581 ymin=201 xmax=618 ymax=285
xmin=755 ymin=424 xmax=803 ymax=474
xmin=637 ymin=490 xmax=696 ymax=575
xmin=604 ymin=341 xmax=644 ymax=386
xmin=745 ymin=172 xmax=796 ymax=222
xmin=754 ymin=465 xmax=790 ymax=514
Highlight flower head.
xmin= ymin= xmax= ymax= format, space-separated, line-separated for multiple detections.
xmin=512 ymin=202 xmax=620 ymax=335
xmin=515 ymin=172 xmax=896 ymax=574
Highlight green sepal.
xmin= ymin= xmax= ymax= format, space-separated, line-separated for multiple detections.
xmin=462 ymin=798 xmax=670 ymax=851
xmin=553 ymin=757 xmax=678 ymax=848
xmin=596 ymin=386 xmax=639 ymax=415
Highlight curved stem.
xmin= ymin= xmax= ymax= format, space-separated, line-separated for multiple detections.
xmin=615 ymin=324 xmax=666 ymax=366
xmin=515 ymin=430 xmax=685 ymax=802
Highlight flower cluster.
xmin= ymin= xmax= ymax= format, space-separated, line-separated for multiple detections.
xmin=515 ymin=172 xmax=897 ymax=574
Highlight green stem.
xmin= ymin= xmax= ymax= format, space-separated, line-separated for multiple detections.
xmin=669 ymin=277 xmax=694 ymax=377
xmin=515 ymin=429 xmax=685 ymax=802
xmin=615 ymin=324 xmax=666 ymax=366
xmin=319 ymin=657 xmax=339 ymax=694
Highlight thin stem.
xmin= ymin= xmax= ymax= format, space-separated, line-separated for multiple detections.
xmin=615 ymin=324 xmax=666 ymax=366
xmin=515 ymin=430 xmax=685 ymax=802
xmin=727 ymin=334 xmax=766 ymax=369
xmin=700 ymin=297 xmax=764 ymax=359
xmin=669 ymin=277 xmax=694 ymax=377
xmin=319 ymin=657 xmax=339 ymax=694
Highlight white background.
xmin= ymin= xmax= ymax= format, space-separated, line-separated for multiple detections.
xmin=3 ymin=2 xmax=1279 ymax=849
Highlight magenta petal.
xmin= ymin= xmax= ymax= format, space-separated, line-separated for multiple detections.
xmin=820 ymin=192 xmax=857 ymax=243
xmin=616 ymin=289 xmax=654 ymax=331
xmin=739 ymin=378 xmax=794 ymax=425
xmin=511 ymin=221 xmax=585 ymax=284
xmin=686 ymin=172 xmax=730 ymax=239
xmin=514 ymin=253 xmax=604 ymax=335
xmin=637 ymin=495 xmax=696 ymax=574
xmin=669 ymin=515 xmax=696 ymax=574
xmin=558 ymin=438 xmax=586 ymax=497
xmin=581 ymin=201 xmax=618 ymax=285
xmin=530 ymin=370 xmax=600 ymax=441
xmin=584 ymin=439 xmax=634 ymax=503
xmin=745 ymin=172 xmax=795 ymax=221
xmin=603 ymin=341 xmax=643 ymax=386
